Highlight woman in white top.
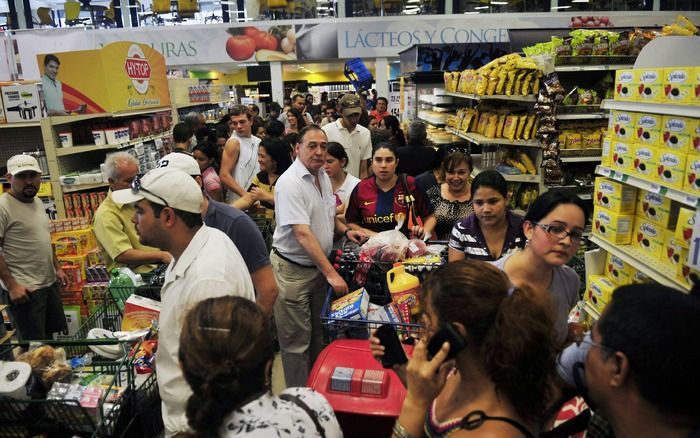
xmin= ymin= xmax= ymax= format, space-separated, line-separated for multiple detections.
xmin=324 ymin=141 xmax=361 ymax=216
xmin=179 ymin=296 xmax=342 ymax=438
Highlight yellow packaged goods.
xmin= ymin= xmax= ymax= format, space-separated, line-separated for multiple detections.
xmin=565 ymin=133 xmax=582 ymax=150
xmin=674 ymin=207 xmax=695 ymax=249
xmin=636 ymin=190 xmax=678 ymax=228
xmin=678 ymin=262 xmax=700 ymax=289
xmin=522 ymin=114 xmax=536 ymax=141
xmin=601 ymin=137 xmax=612 ymax=167
xmin=594 ymin=177 xmax=637 ymax=214
xmin=503 ymin=115 xmax=518 ymax=140
xmin=610 ymin=110 xmax=636 ymax=141
xmin=631 ymin=144 xmax=659 ymax=181
xmin=692 ymin=118 xmax=700 ymax=154
xmin=460 ymin=109 xmax=474 ymax=132
xmin=635 ymin=114 xmax=663 ymax=145
xmin=586 ymin=275 xmax=616 ymax=313
xmin=496 ymin=114 xmax=507 ymax=138
xmin=495 ymin=70 xmax=508 ymax=95
xmin=505 ymin=70 xmax=517 ymax=95
xmin=662 ymin=115 xmax=693 ymax=151
xmin=475 ymin=72 xmax=488 ymax=95
xmin=521 ymin=71 xmax=534 ymax=95
xmin=636 ymin=68 xmax=664 ymax=102
xmin=630 ymin=269 xmax=652 ymax=284
xmin=605 ymin=253 xmax=634 ymax=286
xmin=656 ymin=149 xmax=687 ymax=189
xmin=52 ymin=228 xmax=97 ymax=257
xmin=611 ymin=141 xmax=633 ymax=173
xmin=663 ymin=230 xmax=688 ymax=270
xmin=582 ymin=132 xmax=601 ymax=149
xmin=614 ymin=69 xmax=637 ymax=101
xmin=58 ymin=254 xmax=89 ymax=283
xmin=444 ymin=72 xmax=452 ymax=91
xmin=663 ymin=67 xmax=694 ymax=104
xmin=632 ymin=216 xmax=665 ymax=260
xmin=121 ymin=294 xmax=160 ymax=331
xmin=593 ymin=206 xmax=634 ymax=244
xmin=485 ymin=114 xmax=498 ymax=138
xmin=514 ymin=71 xmax=528 ymax=96
xmin=683 ymin=153 xmax=700 ymax=195
xmin=476 ymin=112 xmax=490 ymax=135
xmin=458 ymin=70 xmax=475 ymax=94
xmin=515 ymin=114 xmax=528 ymax=140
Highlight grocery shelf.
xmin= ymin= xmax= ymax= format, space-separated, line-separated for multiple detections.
xmin=596 ymin=165 xmax=700 ymax=208
xmin=556 ymin=113 xmax=608 ymax=120
xmin=446 ymin=127 xmax=540 ymax=147
xmin=61 ymin=182 xmax=109 ymax=193
xmin=49 ymin=107 xmax=172 ymax=125
xmin=0 ymin=121 xmax=41 ymax=129
xmin=112 ymin=106 xmax=172 ymax=118
xmin=583 ymin=303 xmax=601 ymax=322
xmin=0 ymin=329 xmax=15 ymax=344
xmin=503 ymin=174 xmax=540 ymax=183
xmin=601 ymin=100 xmax=700 ymax=119
xmin=445 ymin=91 xmax=537 ymax=103
xmin=554 ymin=64 xmax=633 ymax=72
xmin=55 ymin=131 xmax=172 ymax=157
xmin=560 ymin=156 xmax=602 ymax=163
xmin=175 ymin=100 xmax=225 ymax=109
xmin=418 ymin=116 xmax=446 ymax=127
xmin=589 ymin=235 xmax=689 ymax=291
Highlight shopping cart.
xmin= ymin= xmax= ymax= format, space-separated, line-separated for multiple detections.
xmin=249 ymin=213 xmax=274 ymax=252
xmin=109 ymin=268 xmax=166 ymax=307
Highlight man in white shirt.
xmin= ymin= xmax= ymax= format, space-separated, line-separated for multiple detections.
xmin=278 ymin=93 xmax=314 ymax=128
xmin=220 ymin=105 xmax=261 ymax=203
xmin=272 ymin=125 xmax=365 ymax=388
xmin=322 ymin=94 xmax=371 ymax=179
xmin=113 ymin=167 xmax=254 ymax=437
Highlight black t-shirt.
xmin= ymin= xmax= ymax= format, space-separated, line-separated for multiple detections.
xmin=396 ymin=143 xmax=437 ymax=177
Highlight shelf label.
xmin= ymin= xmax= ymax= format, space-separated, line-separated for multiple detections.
xmin=648 ymin=183 xmax=667 ymax=195
xmin=685 ymin=195 xmax=699 ymax=207
xmin=612 ymin=172 xmax=627 ymax=182
xmin=154 ymin=138 xmax=164 ymax=148
xmin=688 ymin=210 xmax=700 ymax=271
xmin=598 ymin=167 xmax=611 ymax=177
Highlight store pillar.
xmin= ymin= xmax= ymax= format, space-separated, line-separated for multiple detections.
xmin=375 ymin=58 xmax=389 ymax=101
xmin=270 ymin=61 xmax=284 ymax=105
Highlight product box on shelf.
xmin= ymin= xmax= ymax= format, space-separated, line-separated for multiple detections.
xmin=636 ymin=68 xmax=664 ymax=102
xmin=636 ymin=190 xmax=678 ymax=229
xmin=635 ymin=114 xmax=663 ymax=146
xmin=674 ymin=207 xmax=696 ymax=249
xmin=0 ymin=98 xmax=6 ymax=124
xmin=662 ymin=115 xmax=694 ymax=151
xmin=593 ymin=206 xmax=634 ymax=244
xmin=601 ymin=137 xmax=612 ymax=167
xmin=58 ymin=254 xmax=89 ymax=283
xmin=632 ymin=216 xmax=665 ymax=260
xmin=631 ymin=144 xmax=659 ymax=181
xmin=614 ymin=69 xmax=637 ymax=101
xmin=663 ymin=67 xmax=694 ymax=105
xmin=631 ymin=269 xmax=653 ymax=284
xmin=656 ymin=149 xmax=687 ymax=189
xmin=678 ymin=263 xmax=700 ymax=289
xmin=692 ymin=118 xmax=700 ymax=154
xmin=610 ymin=141 xmax=633 ymax=173
xmin=605 ymin=253 xmax=634 ymax=286
xmin=594 ymin=177 xmax=637 ymax=214
xmin=683 ymin=153 xmax=700 ymax=195
xmin=609 ymin=111 xmax=637 ymax=141
xmin=663 ymin=230 xmax=687 ymax=271
xmin=52 ymin=228 xmax=97 ymax=257
xmin=0 ymin=83 xmax=47 ymax=123
xmin=587 ymin=275 xmax=616 ymax=314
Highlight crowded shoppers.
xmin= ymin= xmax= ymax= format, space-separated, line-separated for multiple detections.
xmin=396 ymin=121 xmax=436 ymax=177
xmin=220 ymin=105 xmax=261 ymax=203
xmin=284 ymin=107 xmax=307 ymax=135
xmin=172 ymin=122 xmax=194 ymax=154
xmin=112 ymin=167 xmax=254 ymax=437
xmin=192 ymin=143 xmax=223 ymax=202
xmin=322 ymin=94 xmax=372 ymax=179
xmin=425 ymin=150 xmax=474 ymax=240
xmin=279 ymin=93 xmax=314 ymax=128
xmin=449 ymin=170 xmax=525 ymax=262
xmin=271 ymin=126 xmax=365 ymax=388
xmin=369 ymin=96 xmax=389 ymax=123
xmin=324 ymin=142 xmax=360 ymax=216
xmin=380 ymin=115 xmax=406 ymax=148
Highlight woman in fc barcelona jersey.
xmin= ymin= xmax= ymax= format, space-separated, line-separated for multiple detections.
xmin=345 ymin=142 xmax=436 ymax=239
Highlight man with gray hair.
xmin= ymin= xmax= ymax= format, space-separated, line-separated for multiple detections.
xmin=93 ymin=152 xmax=172 ymax=274
xmin=396 ymin=120 xmax=436 ymax=177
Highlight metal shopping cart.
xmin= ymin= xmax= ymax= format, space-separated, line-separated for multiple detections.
xmin=249 ymin=213 xmax=274 ymax=252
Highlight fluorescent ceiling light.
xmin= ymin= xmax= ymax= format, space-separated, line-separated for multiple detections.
xmin=550 ymin=5 xmax=571 ymax=8
xmin=490 ymin=1 xmax=508 ymax=4
xmin=571 ymin=0 xmax=589 ymax=2
xmin=473 ymin=5 xmax=489 ymax=8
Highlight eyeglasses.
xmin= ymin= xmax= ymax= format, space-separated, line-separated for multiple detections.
xmin=132 ymin=174 xmax=169 ymax=208
xmin=533 ymin=222 xmax=585 ymax=244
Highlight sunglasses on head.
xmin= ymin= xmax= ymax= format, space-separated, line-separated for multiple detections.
xmin=132 ymin=174 xmax=169 ymax=208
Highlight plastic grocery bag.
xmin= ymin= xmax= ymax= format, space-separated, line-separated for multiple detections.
xmin=359 ymin=230 xmax=410 ymax=262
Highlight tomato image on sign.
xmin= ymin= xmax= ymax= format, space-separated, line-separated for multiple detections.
xmin=125 ymin=44 xmax=152 ymax=95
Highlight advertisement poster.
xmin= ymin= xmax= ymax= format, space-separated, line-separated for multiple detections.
xmin=223 ymin=24 xmax=297 ymax=62
xmin=37 ymin=41 xmax=170 ymax=115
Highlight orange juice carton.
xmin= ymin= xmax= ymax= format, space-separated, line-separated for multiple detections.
xmin=609 ymin=111 xmax=636 ymax=141
xmin=636 ymin=190 xmax=678 ymax=228
xmin=683 ymin=153 xmax=700 ymax=195
xmin=605 ymin=252 xmax=634 ymax=286
xmin=636 ymin=68 xmax=664 ymax=102
xmin=329 ymin=288 xmax=370 ymax=320
xmin=593 ymin=206 xmax=634 ymax=244
xmin=594 ymin=177 xmax=637 ymax=214
xmin=662 ymin=115 xmax=693 ymax=151
xmin=635 ymin=113 xmax=663 ymax=145
xmin=586 ymin=275 xmax=616 ymax=313
xmin=630 ymin=144 xmax=659 ymax=181
xmin=656 ymin=150 xmax=687 ymax=189
xmin=601 ymin=136 xmax=612 ymax=167
xmin=121 ymin=294 xmax=161 ymax=331
xmin=614 ymin=69 xmax=637 ymax=101
xmin=632 ymin=216 xmax=664 ymax=260
xmin=674 ymin=207 xmax=696 ymax=249
xmin=610 ymin=141 xmax=633 ymax=173
xmin=663 ymin=67 xmax=694 ymax=104
xmin=663 ymin=229 xmax=688 ymax=271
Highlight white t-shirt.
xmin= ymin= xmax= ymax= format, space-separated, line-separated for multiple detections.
xmin=273 ymin=159 xmax=336 ymax=266
xmin=322 ymin=120 xmax=372 ymax=179
xmin=225 ymin=133 xmax=261 ymax=203
xmin=335 ymin=172 xmax=361 ymax=209
xmin=157 ymin=225 xmax=255 ymax=437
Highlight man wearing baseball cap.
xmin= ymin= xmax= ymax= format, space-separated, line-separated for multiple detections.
xmin=158 ymin=153 xmax=278 ymax=314
xmin=113 ymin=167 xmax=254 ymax=437
xmin=0 ymin=154 xmax=68 ymax=341
xmin=322 ymin=93 xmax=371 ymax=179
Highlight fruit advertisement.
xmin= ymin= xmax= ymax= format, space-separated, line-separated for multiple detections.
xmin=225 ymin=25 xmax=297 ymax=62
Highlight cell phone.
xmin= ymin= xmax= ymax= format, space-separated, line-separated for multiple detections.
xmin=375 ymin=324 xmax=408 ymax=369
xmin=427 ymin=323 xmax=467 ymax=361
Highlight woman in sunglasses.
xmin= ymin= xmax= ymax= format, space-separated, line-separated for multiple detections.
xmin=491 ymin=189 xmax=587 ymax=348
xmin=425 ymin=150 xmax=474 ymax=240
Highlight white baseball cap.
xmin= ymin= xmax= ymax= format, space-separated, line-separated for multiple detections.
xmin=157 ymin=152 xmax=201 ymax=176
xmin=7 ymin=154 xmax=42 ymax=176
xmin=112 ymin=167 xmax=202 ymax=214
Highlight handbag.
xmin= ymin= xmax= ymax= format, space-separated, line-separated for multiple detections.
xmin=279 ymin=393 xmax=326 ymax=438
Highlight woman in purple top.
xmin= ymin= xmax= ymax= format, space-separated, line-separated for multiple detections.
xmin=448 ymin=170 xmax=524 ymax=262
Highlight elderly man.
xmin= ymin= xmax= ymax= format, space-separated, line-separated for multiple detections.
xmin=0 ymin=155 xmax=68 ymax=340
xmin=220 ymin=104 xmax=261 ymax=203
xmin=93 ymin=152 xmax=171 ymax=274
xmin=113 ymin=167 xmax=254 ymax=437
xmin=322 ymin=93 xmax=372 ymax=179
xmin=272 ymin=125 xmax=365 ymax=388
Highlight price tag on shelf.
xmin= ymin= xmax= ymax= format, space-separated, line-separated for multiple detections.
xmin=598 ymin=167 xmax=611 ymax=177
xmin=687 ymin=210 xmax=700 ymax=270
xmin=612 ymin=172 xmax=627 ymax=183
xmin=685 ymin=195 xmax=699 ymax=208
xmin=648 ymin=183 xmax=667 ymax=195
xmin=154 ymin=138 xmax=164 ymax=148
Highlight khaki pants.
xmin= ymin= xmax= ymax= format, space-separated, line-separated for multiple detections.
xmin=271 ymin=251 xmax=326 ymax=388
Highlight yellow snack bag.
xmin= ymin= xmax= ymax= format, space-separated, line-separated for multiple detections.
xmin=566 ymin=133 xmax=582 ymax=149
xmin=485 ymin=113 xmax=499 ymax=138
xmin=476 ymin=112 xmax=491 ymax=135
xmin=515 ymin=114 xmax=529 ymax=140
xmin=521 ymin=71 xmax=534 ymax=95
xmin=496 ymin=114 xmax=507 ymax=138
xmin=522 ymin=114 xmax=536 ymax=140
xmin=470 ymin=110 xmax=480 ymax=133
xmin=503 ymin=115 xmax=518 ymax=141
xmin=505 ymin=70 xmax=517 ymax=95
xmin=475 ymin=72 xmax=488 ymax=95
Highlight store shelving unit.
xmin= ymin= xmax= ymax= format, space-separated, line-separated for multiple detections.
xmin=554 ymin=64 xmax=634 ymax=72
xmin=583 ymin=302 xmax=601 ymax=321
xmin=556 ymin=113 xmax=608 ymax=120
xmin=596 ymin=165 xmax=700 ymax=208
xmin=601 ymin=100 xmax=700 ymax=119
xmin=444 ymin=91 xmax=537 ymax=103
xmin=446 ymin=128 xmax=540 ymax=148
xmin=54 ymin=132 xmax=172 ymax=157
xmin=417 ymin=115 xmax=446 ymax=127
xmin=0 ymin=121 xmax=41 ymax=129
xmin=561 ymin=156 xmax=602 ymax=163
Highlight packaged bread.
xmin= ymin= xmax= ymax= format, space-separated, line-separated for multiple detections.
xmin=485 ymin=113 xmax=499 ymax=138
xmin=496 ymin=114 xmax=507 ymax=138
xmin=503 ymin=115 xmax=518 ymax=141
